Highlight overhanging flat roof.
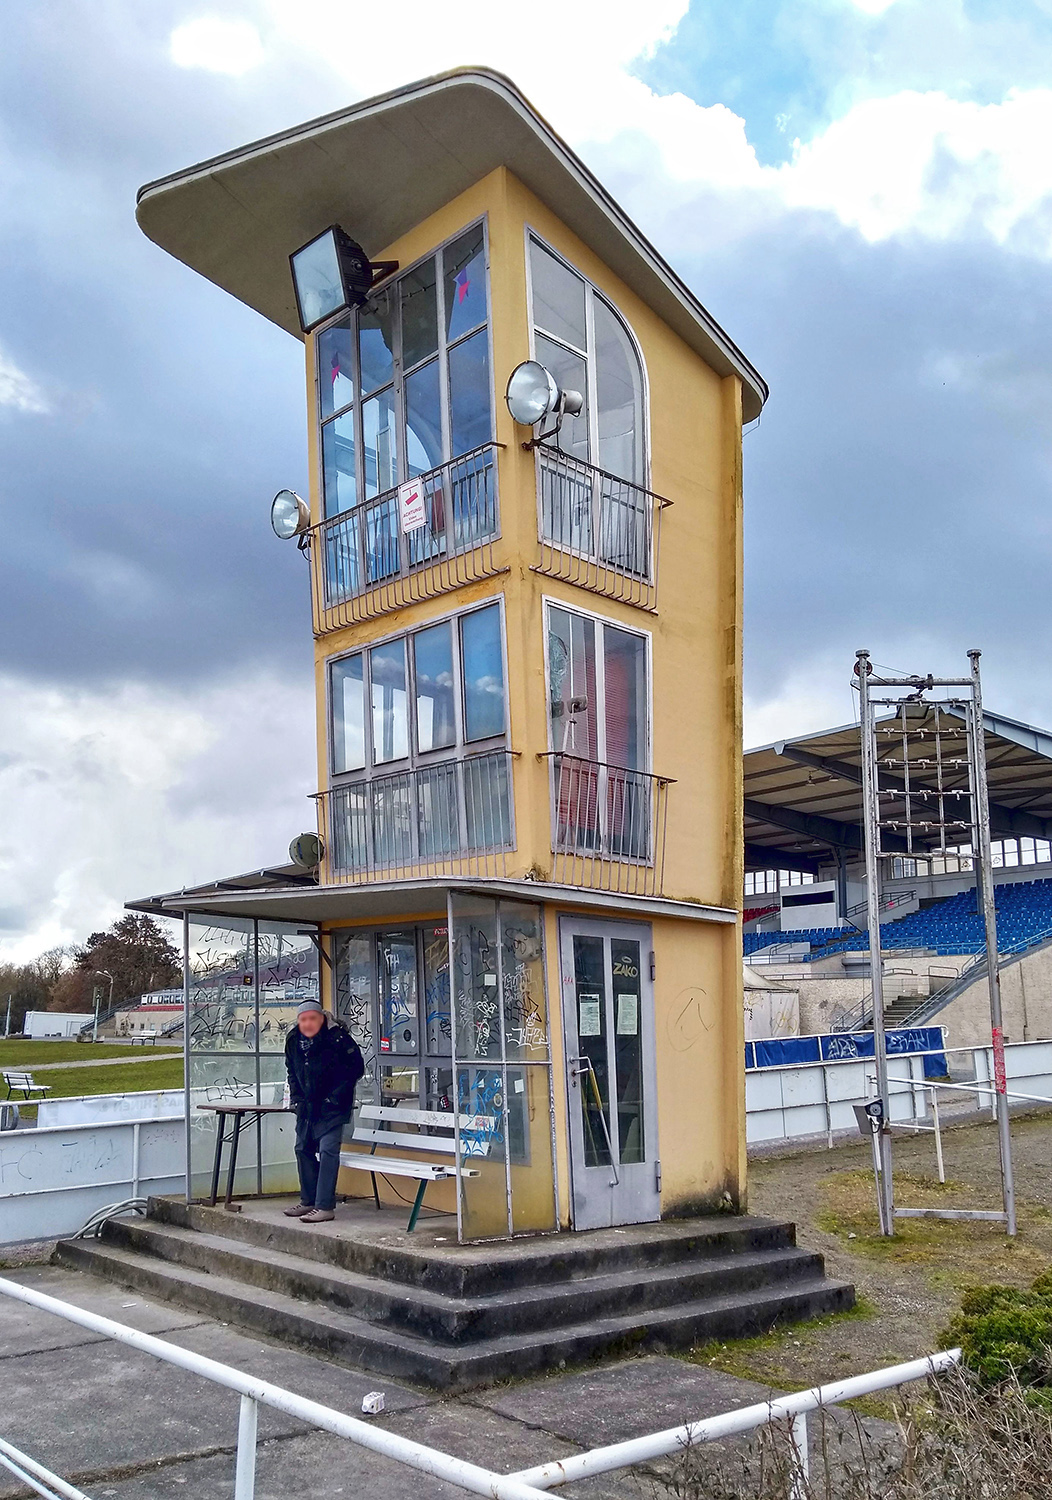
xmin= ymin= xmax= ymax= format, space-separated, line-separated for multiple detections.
xmin=136 ymin=68 xmax=767 ymax=421
xmin=744 ymin=704 xmax=1052 ymax=871
xmin=128 ymin=873 xmax=737 ymax=927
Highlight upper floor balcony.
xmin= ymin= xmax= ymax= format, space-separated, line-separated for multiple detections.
xmin=306 ymin=440 xmax=673 ymax=635
xmin=314 ymin=750 xmax=672 ymax=897
xmin=307 ymin=443 xmax=506 ymax=633
xmin=532 ymin=445 xmax=672 ymax=614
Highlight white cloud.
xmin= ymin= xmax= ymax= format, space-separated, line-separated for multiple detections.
xmin=780 ymin=89 xmax=1052 ymax=246
xmin=241 ymin=1 xmax=1052 ymax=258
xmin=0 ymin=347 xmax=49 ymax=415
xmin=744 ymin=665 xmax=860 ymax=752
xmin=170 ymin=17 xmax=265 ymax=75
xmin=847 ymin=0 xmax=901 ymax=14
xmin=0 ymin=671 xmax=315 ymax=962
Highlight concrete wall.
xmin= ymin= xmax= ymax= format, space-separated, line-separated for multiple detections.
xmin=934 ymin=941 xmax=1052 ymax=1049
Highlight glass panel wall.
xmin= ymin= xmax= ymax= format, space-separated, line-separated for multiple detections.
xmin=450 ymin=894 xmax=557 ymax=1239
xmin=185 ymin=915 xmax=318 ymax=1202
xmin=331 ymin=903 xmax=554 ymax=1241
xmin=316 ymin=219 xmax=496 ymax=603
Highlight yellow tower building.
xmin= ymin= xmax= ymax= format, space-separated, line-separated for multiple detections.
xmin=134 ymin=70 xmax=769 ymax=1241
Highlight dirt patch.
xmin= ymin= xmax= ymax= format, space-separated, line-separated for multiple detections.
xmin=685 ymin=1112 xmax=1052 ymax=1405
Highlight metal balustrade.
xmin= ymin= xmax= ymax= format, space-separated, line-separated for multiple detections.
xmin=316 ymin=750 xmax=515 ymax=885
xmin=0 ymin=1273 xmax=962 ymax=1500
xmin=542 ymin=753 xmax=673 ymax=896
xmin=307 ymin=444 xmax=506 ymax=632
xmin=532 ymin=446 xmax=671 ymax=611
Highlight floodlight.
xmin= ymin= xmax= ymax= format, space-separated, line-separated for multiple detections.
xmin=271 ymin=489 xmax=310 ymax=539
xmin=289 ymin=225 xmax=397 ymax=333
xmin=506 ymin=360 xmax=560 ymax=425
xmin=505 ymin=361 xmax=584 ymax=450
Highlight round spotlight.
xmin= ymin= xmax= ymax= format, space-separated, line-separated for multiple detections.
xmin=506 ymin=360 xmax=559 ymax=426
xmin=270 ymin=489 xmax=309 ymax=539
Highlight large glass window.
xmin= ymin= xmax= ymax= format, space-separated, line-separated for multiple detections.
xmin=547 ymin=604 xmax=650 ymax=858
xmin=317 ymin=220 xmax=493 ymax=521
xmin=529 ymin=236 xmax=645 ymax=484
xmin=327 ymin=602 xmax=510 ymax=872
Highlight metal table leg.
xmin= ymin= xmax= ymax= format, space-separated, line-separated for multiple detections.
xmin=224 ymin=1112 xmax=243 ymax=1211
xmin=208 ymin=1114 xmax=227 ymax=1208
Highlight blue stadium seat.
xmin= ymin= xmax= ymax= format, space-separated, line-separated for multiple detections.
xmin=743 ymin=877 xmax=1052 ymax=962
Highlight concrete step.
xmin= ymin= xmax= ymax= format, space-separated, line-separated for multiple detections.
xmin=99 ymin=1216 xmax=827 ymax=1344
xmin=54 ymin=1235 xmax=854 ymax=1392
xmin=148 ymin=1195 xmax=800 ymax=1297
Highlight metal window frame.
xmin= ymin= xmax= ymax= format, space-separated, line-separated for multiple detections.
xmin=524 ymin=225 xmax=652 ymax=490
xmin=315 ymin=216 xmax=493 ymax=522
xmin=325 ymin=595 xmax=511 ymax=787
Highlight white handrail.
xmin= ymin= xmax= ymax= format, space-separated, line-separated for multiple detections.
xmin=0 ymin=1435 xmax=91 ymax=1500
xmin=0 ymin=1273 xmax=963 ymax=1500
xmin=0 ymin=1275 xmax=551 ymax=1500
xmin=508 ymin=1349 xmax=961 ymax=1490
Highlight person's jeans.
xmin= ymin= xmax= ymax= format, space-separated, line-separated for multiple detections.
xmin=294 ymin=1113 xmax=346 ymax=1211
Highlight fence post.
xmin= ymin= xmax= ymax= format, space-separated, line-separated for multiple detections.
xmin=930 ymin=1087 xmax=945 ymax=1184
xmin=789 ymin=1411 xmax=810 ymax=1500
xmin=131 ymin=1120 xmax=141 ymax=1200
xmin=234 ymin=1393 xmax=258 ymax=1500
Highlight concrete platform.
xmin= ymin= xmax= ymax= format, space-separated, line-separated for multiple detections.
xmin=0 ymin=1263 xmax=813 ymax=1499
xmin=53 ymin=1195 xmax=854 ymax=1391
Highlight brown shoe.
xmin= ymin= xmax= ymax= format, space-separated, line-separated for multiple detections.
xmin=283 ymin=1204 xmax=314 ymax=1218
xmin=300 ymin=1209 xmax=335 ymax=1223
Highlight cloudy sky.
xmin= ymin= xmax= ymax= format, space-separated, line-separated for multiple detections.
xmin=2 ymin=0 xmax=1051 ymax=958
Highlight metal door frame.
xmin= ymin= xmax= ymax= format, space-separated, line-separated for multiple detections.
xmin=559 ymin=914 xmax=660 ymax=1230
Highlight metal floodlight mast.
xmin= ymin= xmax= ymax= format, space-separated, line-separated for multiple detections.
xmin=967 ymin=649 xmax=1017 ymax=1237
xmin=852 ymin=649 xmax=1016 ymax=1238
xmin=855 ymin=652 xmax=894 ymax=1236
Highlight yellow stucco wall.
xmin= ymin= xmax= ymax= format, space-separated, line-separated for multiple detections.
xmin=306 ymin=165 xmax=746 ymax=1219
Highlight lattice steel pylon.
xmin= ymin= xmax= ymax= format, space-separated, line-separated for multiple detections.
xmin=854 ymin=649 xmax=1016 ymax=1237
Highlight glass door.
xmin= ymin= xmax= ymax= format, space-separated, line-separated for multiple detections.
xmin=559 ymin=916 xmax=659 ymax=1230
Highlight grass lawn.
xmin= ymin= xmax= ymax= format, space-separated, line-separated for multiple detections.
xmin=0 ymin=1039 xmax=179 ymax=1067
xmin=11 ymin=1057 xmax=184 ymax=1122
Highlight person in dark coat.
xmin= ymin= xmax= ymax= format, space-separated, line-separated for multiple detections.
xmin=283 ymin=998 xmax=364 ymax=1223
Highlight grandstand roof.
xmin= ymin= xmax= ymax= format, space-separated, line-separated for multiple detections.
xmin=744 ymin=703 xmax=1052 ymax=873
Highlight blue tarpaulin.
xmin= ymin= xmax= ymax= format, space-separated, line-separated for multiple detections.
xmin=747 ymin=1027 xmax=947 ymax=1076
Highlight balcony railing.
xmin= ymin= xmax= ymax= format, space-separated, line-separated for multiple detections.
xmin=307 ymin=444 xmax=506 ymax=632
xmin=316 ymin=750 xmax=515 ymax=885
xmin=532 ymin=446 xmax=671 ymax=612
xmin=542 ymin=753 xmax=673 ymax=897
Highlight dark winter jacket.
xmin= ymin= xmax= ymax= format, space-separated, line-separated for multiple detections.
xmin=284 ymin=1016 xmax=364 ymax=1126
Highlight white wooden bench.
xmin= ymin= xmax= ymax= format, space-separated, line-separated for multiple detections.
xmin=340 ymin=1104 xmax=496 ymax=1232
xmin=3 ymin=1070 xmax=52 ymax=1100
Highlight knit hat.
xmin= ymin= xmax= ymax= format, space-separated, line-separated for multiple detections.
xmin=296 ymin=999 xmax=324 ymax=1017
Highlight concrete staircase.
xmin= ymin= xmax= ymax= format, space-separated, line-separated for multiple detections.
xmin=56 ymin=1198 xmax=854 ymax=1391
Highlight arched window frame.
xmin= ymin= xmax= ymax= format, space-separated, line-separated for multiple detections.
xmin=524 ymin=228 xmax=651 ymax=488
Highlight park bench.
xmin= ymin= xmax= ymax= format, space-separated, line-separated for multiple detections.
xmin=340 ymin=1104 xmax=495 ymax=1232
xmin=2 ymin=1070 xmax=52 ymax=1100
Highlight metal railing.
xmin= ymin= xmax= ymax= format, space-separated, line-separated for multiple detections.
xmin=316 ymin=750 xmax=516 ymax=885
xmin=307 ymin=444 xmax=506 ymax=632
xmin=0 ymin=1272 xmax=960 ymax=1500
xmin=532 ymin=446 xmax=670 ymax=612
xmin=542 ymin=753 xmax=672 ymax=896
xmin=846 ymin=882 xmax=912 ymax=918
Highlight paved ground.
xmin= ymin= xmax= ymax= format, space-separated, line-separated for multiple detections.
xmin=0 ymin=1265 xmax=786 ymax=1499
xmin=7 ymin=1113 xmax=1047 ymax=1494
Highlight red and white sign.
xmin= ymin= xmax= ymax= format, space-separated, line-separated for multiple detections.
xmin=398 ymin=479 xmax=427 ymax=533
